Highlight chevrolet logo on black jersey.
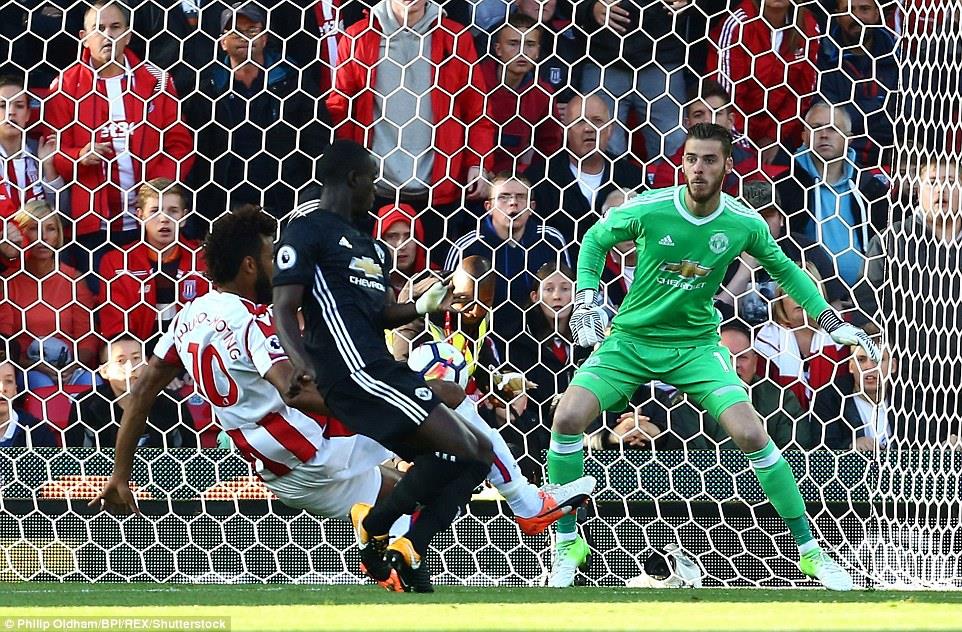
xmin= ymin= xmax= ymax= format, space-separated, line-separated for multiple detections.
xmin=350 ymin=256 xmax=383 ymax=278
xmin=660 ymin=260 xmax=712 ymax=279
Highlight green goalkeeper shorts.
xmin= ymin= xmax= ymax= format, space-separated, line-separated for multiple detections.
xmin=569 ymin=331 xmax=750 ymax=420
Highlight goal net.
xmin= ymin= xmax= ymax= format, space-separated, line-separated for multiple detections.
xmin=0 ymin=0 xmax=959 ymax=589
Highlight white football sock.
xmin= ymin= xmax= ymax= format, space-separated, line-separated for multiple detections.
xmin=453 ymin=397 xmax=543 ymax=518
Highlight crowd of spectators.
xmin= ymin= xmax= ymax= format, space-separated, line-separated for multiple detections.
xmin=0 ymin=0 xmax=959 ymax=458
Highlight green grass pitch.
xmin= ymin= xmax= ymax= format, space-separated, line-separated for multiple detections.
xmin=1 ymin=583 xmax=961 ymax=631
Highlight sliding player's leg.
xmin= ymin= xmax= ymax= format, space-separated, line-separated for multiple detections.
xmin=261 ymin=434 xmax=412 ymax=589
xmin=426 ymin=378 xmax=596 ymax=535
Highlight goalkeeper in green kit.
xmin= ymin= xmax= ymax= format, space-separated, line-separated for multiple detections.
xmin=546 ymin=123 xmax=879 ymax=590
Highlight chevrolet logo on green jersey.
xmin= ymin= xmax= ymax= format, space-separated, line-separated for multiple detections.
xmin=350 ymin=256 xmax=383 ymax=278
xmin=659 ymin=260 xmax=712 ymax=279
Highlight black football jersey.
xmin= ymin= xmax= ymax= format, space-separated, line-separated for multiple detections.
xmin=272 ymin=200 xmax=395 ymax=388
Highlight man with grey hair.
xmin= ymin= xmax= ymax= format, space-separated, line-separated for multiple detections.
xmin=527 ymin=93 xmax=642 ymax=247
xmin=775 ymin=102 xmax=891 ymax=288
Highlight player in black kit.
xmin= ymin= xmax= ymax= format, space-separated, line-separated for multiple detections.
xmin=272 ymin=140 xmax=494 ymax=593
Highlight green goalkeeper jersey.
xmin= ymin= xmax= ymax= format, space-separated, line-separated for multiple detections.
xmin=578 ymin=185 xmax=831 ymax=347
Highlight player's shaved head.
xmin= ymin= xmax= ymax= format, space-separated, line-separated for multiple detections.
xmin=316 ymin=139 xmax=377 ymax=222
xmin=316 ymin=139 xmax=375 ymax=185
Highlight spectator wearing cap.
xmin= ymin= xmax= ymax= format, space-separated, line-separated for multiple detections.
xmin=97 ymin=179 xmax=209 ymax=345
xmin=0 ymin=361 xmax=56 ymax=448
xmin=645 ymin=80 xmax=763 ymax=196
xmin=719 ymin=180 xmax=850 ymax=322
xmin=818 ymin=0 xmax=899 ymax=166
xmin=774 ymin=103 xmax=891 ymax=289
xmin=186 ymin=1 xmax=330 ymax=220
xmin=372 ymin=202 xmax=432 ymax=293
xmin=479 ymin=14 xmax=563 ymax=176
xmin=327 ymin=0 xmax=494 ymax=242
xmin=42 ymin=1 xmax=194 ymax=263
xmin=0 ymin=200 xmax=99 ymax=389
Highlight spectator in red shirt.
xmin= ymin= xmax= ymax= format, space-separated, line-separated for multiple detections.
xmin=0 ymin=199 xmax=99 ymax=389
xmin=480 ymin=14 xmax=563 ymax=175
xmin=0 ymin=74 xmax=63 ymax=220
xmin=327 ymin=0 xmax=494 ymax=241
xmin=646 ymin=80 xmax=763 ymax=195
xmin=97 ymin=178 xmax=209 ymax=345
xmin=42 ymin=1 xmax=194 ymax=264
xmin=708 ymin=0 xmax=820 ymax=161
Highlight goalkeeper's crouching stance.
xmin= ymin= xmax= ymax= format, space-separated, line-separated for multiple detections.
xmin=545 ymin=123 xmax=881 ymax=590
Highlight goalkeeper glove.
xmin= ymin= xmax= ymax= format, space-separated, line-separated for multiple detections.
xmin=415 ymin=281 xmax=450 ymax=315
xmin=570 ymin=289 xmax=609 ymax=348
xmin=817 ymin=310 xmax=881 ymax=364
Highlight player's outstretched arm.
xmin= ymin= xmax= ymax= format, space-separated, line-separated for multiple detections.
xmin=273 ymin=284 xmax=317 ymax=398
xmin=381 ymin=282 xmax=453 ymax=329
xmin=749 ymin=227 xmax=881 ymax=363
xmin=89 ymin=357 xmax=182 ymax=515
xmin=815 ymin=310 xmax=882 ymax=364
xmin=264 ymin=360 xmax=333 ymax=417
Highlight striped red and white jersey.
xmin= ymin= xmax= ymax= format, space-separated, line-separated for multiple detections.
xmin=154 ymin=290 xmax=386 ymax=480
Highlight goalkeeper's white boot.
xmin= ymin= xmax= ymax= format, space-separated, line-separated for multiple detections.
xmin=800 ymin=548 xmax=854 ymax=591
xmin=546 ymin=534 xmax=589 ymax=588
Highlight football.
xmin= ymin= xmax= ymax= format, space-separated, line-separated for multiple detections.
xmin=408 ymin=341 xmax=469 ymax=390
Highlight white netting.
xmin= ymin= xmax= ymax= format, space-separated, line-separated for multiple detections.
xmin=0 ymin=0 xmax=959 ymax=588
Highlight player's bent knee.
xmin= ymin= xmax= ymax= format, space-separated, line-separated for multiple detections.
xmin=551 ymin=388 xmax=598 ymax=436
xmin=719 ymin=403 xmax=769 ymax=452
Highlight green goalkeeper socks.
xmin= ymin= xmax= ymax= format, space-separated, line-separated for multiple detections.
xmin=547 ymin=431 xmax=584 ymax=535
xmin=746 ymin=439 xmax=814 ymax=547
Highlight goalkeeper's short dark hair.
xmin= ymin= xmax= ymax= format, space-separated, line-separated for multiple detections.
xmin=686 ymin=122 xmax=733 ymax=158
xmin=204 ymin=204 xmax=277 ymax=286
xmin=315 ymin=139 xmax=374 ymax=185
